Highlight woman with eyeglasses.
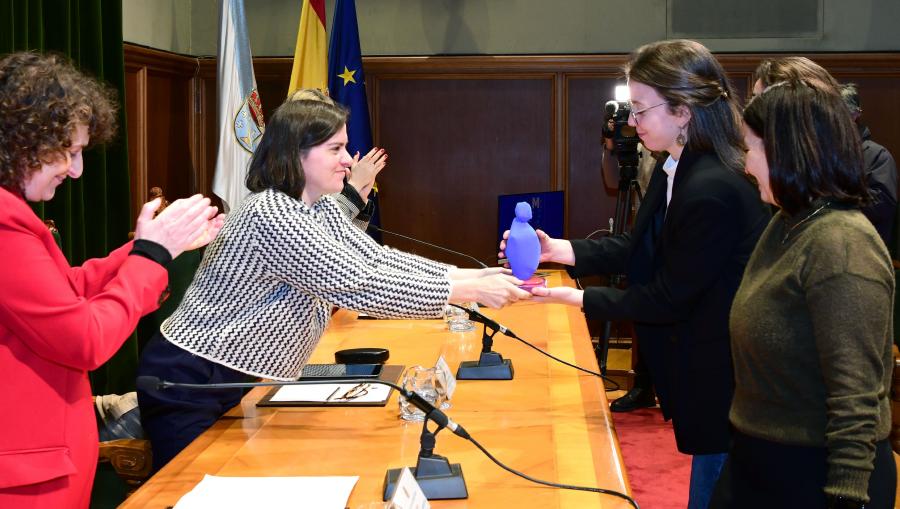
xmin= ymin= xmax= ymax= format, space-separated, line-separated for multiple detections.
xmin=500 ymin=39 xmax=769 ymax=508
xmin=709 ymin=80 xmax=895 ymax=509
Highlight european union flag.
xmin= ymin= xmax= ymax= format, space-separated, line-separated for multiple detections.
xmin=328 ymin=0 xmax=381 ymax=238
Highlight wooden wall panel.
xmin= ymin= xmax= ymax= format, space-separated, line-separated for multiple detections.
xmin=123 ymin=67 xmax=146 ymax=223
xmin=144 ymin=72 xmax=194 ymax=201
xmin=124 ymin=45 xmax=198 ymax=220
xmin=565 ymin=76 xmax=620 ymax=240
xmin=374 ymin=76 xmax=554 ymax=266
xmin=831 ymin=75 xmax=900 ymax=158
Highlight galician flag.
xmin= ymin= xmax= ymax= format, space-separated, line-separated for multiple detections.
xmin=212 ymin=0 xmax=264 ymax=212
xmin=287 ymin=0 xmax=328 ymax=96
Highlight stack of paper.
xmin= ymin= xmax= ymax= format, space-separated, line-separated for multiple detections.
xmin=173 ymin=475 xmax=359 ymax=509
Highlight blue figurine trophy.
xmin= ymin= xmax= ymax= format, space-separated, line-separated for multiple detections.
xmin=505 ymin=202 xmax=544 ymax=288
xmin=456 ymin=202 xmax=545 ymax=381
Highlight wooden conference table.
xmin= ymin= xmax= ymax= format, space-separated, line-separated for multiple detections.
xmin=121 ymin=272 xmax=632 ymax=508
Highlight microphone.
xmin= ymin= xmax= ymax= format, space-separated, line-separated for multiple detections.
xmin=138 ymin=374 xmax=469 ymax=499
xmin=367 ymin=224 xmax=489 ymax=268
xmin=447 ymin=305 xmax=624 ymax=391
xmin=135 ymin=376 xmax=468 ymax=439
xmin=450 ymin=303 xmax=516 ymax=337
xmin=449 ymin=304 xmax=516 ymax=380
xmin=135 ymin=376 xmax=638 ymax=507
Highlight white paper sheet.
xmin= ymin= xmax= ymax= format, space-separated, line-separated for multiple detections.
xmin=269 ymin=382 xmax=392 ymax=404
xmin=173 ymin=474 xmax=358 ymax=509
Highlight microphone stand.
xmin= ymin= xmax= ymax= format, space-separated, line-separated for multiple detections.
xmin=137 ymin=376 xmax=469 ymax=500
xmin=383 ymin=411 xmax=468 ymax=500
xmin=451 ymin=304 xmax=514 ymax=380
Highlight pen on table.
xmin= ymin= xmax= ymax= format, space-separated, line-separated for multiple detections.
xmin=326 ymin=386 xmax=340 ymax=402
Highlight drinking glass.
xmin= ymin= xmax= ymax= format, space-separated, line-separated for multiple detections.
xmin=398 ymin=365 xmax=445 ymax=421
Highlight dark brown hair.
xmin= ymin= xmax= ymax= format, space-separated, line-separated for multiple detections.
xmin=742 ymin=80 xmax=868 ymax=215
xmin=246 ymin=99 xmax=349 ymax=199
xmin=625 ymin=39 xmax=744 ymax=174
xmin=0 ymin=51 xmax=118 ymax=192
xmin=752 ymin=57 xmax=840 ymax=94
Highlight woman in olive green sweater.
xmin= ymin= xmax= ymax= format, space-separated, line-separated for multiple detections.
xmin=710 ymin=80 xmax=896 ymax=509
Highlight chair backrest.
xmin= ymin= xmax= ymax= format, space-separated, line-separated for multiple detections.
xmin=97 ymin=439 xmax=153 ymax=495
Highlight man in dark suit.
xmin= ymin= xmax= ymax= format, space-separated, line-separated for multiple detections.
xmin=841 ymin=83 xmax=898 ymax=250
xmin=508 ymin=40 xmax=770 ymax=509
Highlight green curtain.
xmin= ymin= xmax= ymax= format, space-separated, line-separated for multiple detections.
xmin=0 ymin=0 xmax=137 ymax=395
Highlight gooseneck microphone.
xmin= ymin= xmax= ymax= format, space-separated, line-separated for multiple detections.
xmin=136 ymin=375 xmax=638 ymax=507
xmin=135 ymin=375 xmax=467 ymax=438
xmin=450 ymin=303 xmax=516 ymax=380
xmin=449 ymin=304 xmax=621 ymax=390
xmin=367 ymin=224 xmax=489 ymax=268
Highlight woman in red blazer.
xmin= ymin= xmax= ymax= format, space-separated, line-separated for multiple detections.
xmin=0 ymin=52 xmax=223 ymax=508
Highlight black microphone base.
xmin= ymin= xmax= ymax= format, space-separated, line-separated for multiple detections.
xmin=383 ymin=454 xmax=468 ymax=500
xmin=455 ymin=351 xmax=514 ymax=380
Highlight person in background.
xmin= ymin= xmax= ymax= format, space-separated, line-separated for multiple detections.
xmin=711 ymin=79 xmax=895 ymax=509
xmin=137 ymin=98 xmax=530 ymax=472
xmin=841 ymin=83 xmax=898 ymax=249
xmin=750 ymin=56 xmax=840 ymax=98
xmin=501 ymin=39 xmax=769 ymax=508
xmin=752 ymin=57 xmax=899 ymax=250
xmin=0 ymin=51 xmax=223 ymax=508
xmin=599 ymin=121 xmax=660 ymax=412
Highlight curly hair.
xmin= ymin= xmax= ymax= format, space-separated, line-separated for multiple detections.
xmin=0 ymin=51 xmax=118 ymax=193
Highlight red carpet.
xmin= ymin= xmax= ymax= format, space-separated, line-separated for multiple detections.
xmin=613 ymin=408 xmax=691 ymax=509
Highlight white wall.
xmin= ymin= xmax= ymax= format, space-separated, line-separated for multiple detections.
xmin=123 ymin=0 xmax=900 ymax=56
xmin=122 ymin=0 xmax=193 ymax=54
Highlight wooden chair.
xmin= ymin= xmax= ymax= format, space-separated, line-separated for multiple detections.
xmin=98 ymin=439 xmax=153 ymax=495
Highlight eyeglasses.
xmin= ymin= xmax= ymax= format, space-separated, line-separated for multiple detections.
xmin=629 ymin=102 xmax=668 ymax=125
xmin=336 ymin=383 xmax=369 ymax=401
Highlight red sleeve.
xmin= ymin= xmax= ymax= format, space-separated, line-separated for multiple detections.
xmin=65 ymin=240 xmax=135 ymax=297
xmin=0 ymin=224 xmax=168 ymax=371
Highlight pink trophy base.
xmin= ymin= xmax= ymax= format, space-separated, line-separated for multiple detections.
xmin=519 ymin=276 xmax=547 ymax=291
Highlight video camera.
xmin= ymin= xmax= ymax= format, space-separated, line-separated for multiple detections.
xmin=603 ymin=100 xmax=641 ymax=182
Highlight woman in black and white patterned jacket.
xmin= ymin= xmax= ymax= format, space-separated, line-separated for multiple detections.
xmin=136 ymin=98 xmax=530 ymax=472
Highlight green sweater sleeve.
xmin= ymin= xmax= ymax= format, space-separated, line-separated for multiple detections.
xmin=804 ymin=251 xmax=893 ymax=501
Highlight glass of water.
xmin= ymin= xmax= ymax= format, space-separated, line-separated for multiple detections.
xmin=444 ymin=303 xmax=475 ymax=332
xmin=399 ymin=365 xmax=445 ymax=422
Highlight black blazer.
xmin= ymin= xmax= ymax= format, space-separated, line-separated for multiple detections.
xmin=569 ymin=146 xmax=769 ymax=454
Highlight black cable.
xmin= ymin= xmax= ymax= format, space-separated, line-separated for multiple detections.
xmin=504 ymin=328 xmax=621 ymax=392
xmin=448 ymin=303 xmax=621 ymax=391
xmin=466 ymin=434 xmax=640 ymax=508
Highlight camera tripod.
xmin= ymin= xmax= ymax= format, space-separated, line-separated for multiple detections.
xmin=595 ymin=158 xmax=644 ymax=376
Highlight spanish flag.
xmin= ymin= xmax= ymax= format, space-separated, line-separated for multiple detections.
xmin=287 ymin=0 xmax=327 ymax=97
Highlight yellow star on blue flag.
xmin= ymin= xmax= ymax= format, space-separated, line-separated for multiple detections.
xmin=337 ymin=66 xmax=357 ymax=86
xmin=329 ymin=0 xmax=380 ymax=239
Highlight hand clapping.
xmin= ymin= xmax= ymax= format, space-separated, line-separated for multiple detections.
xmin=133 ymin=194 xmax=224 ymax=259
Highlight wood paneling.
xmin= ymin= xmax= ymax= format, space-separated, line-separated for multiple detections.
xmin=123 ymin=45 xmax=900 ymax=259
xmin=374 ymin=76 xmax=555 ymax=265
xmin=144 ymin=72 xmax=194 ymax=201
xmin=124 ymin=45 xmax=199 ymax=219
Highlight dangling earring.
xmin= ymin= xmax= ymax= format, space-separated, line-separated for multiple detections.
xmin=676 ymin=126 xmax=687 ymax=146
